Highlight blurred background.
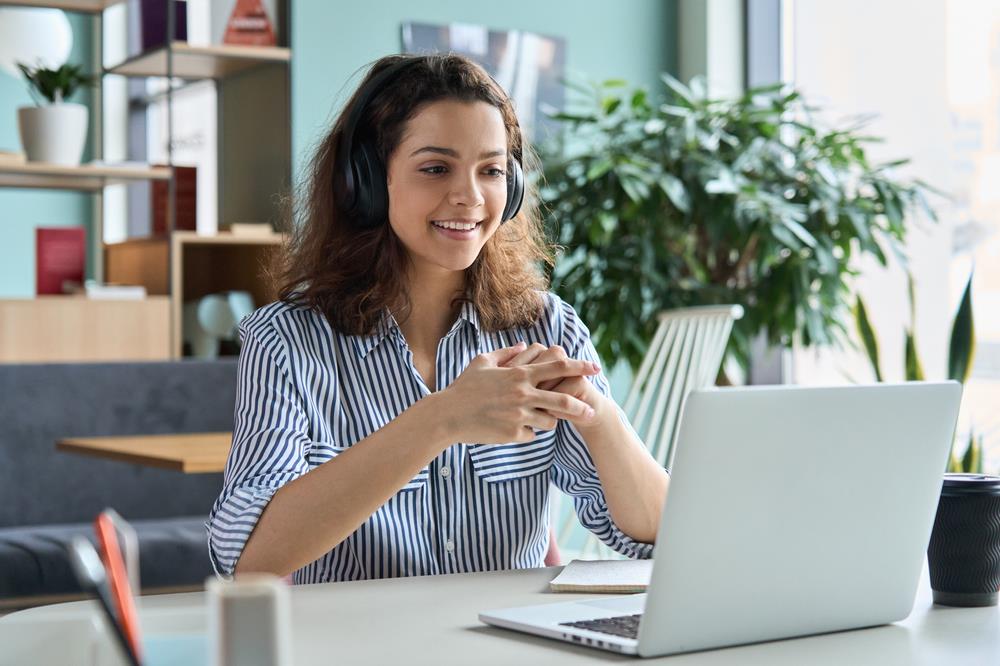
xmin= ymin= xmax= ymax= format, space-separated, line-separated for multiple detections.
xmin=0 ymin=0 xmax=998 ymax=596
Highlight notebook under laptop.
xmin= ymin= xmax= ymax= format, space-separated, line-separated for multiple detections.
xmin=479 ymin=382 xmax=962 ymax=657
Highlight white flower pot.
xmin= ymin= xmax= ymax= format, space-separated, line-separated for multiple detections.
xmin=17 ymin=103 xmax=88 ymax=166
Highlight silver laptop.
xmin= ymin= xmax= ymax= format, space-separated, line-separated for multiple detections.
xmin=479 ymin=382 xmax=962 ymax=657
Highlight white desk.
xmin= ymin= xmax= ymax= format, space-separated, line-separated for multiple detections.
xmin=1 ymin=564 xmax=997 ymax=665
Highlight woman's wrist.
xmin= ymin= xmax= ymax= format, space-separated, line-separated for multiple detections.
xmin=408 ymin=390 xmax=459 ymax=454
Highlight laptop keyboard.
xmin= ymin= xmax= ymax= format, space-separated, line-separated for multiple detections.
xmin=560 ymin=613 xmax=643 ymax=639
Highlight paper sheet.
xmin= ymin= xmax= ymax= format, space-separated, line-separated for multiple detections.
xmin=549 ymin=559 xmax=653 ymax=593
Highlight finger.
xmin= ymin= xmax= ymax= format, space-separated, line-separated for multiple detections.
xmin=535 ymin=346 xmax=569 ymax=390
xmin=528 ymin=387 xmax=595 ymax=420
xmin=537 ymin=371 xmax=565 ymax=391
xmin=526 ymin=359 xmax=601 ymax=384
xmin=521 ymin=409 xmax=560 ymax=432
xmin=478 ymin=341 xmax=527 ymax=367
xmin=502 ymin=342 xmax=548 ymax=368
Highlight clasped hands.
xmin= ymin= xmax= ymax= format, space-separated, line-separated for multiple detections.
xmin=440 ymin=341 xmax=610 ymax=444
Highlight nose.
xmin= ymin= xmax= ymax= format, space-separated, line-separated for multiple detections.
xmin=447 ymin=170 xmax=485 ymax=208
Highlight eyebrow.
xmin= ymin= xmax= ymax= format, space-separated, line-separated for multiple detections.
xmin=408 ymin=146 xmax=505 ymax=159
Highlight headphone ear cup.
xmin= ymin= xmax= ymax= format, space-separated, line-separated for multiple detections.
xmin=351 ymin=141 xmax=388 ymax=228
xmin=501 ymin=158 xmax=525 ymax=223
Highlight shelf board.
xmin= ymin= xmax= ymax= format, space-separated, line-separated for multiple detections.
xmin=0 ymin=161 xmax=171 ymax=191
xmin=0 ymin=296 xmax=170 ymax=363
xmin=173 ymin=230 xmax=284 ymax=246
xmin=106 ymin=42 xmax=291 ymax=80
xmin=107 ymin=231 xmax=285 ymax=247
xmin=0 ymin=0 xmax=122 ymax=11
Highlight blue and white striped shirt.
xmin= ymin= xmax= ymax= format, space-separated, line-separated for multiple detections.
xmin=207 ymin=291 xmax=653 ymax=583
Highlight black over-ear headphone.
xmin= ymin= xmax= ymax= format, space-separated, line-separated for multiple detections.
xmin=333 ymin=56 xmax=525 ymax=229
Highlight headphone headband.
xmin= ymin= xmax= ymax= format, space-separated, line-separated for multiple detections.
xmin=335 ymin=58 xmax=421 ymax=211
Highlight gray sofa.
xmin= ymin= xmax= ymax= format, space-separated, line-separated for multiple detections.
xmin=0 ymin=360 xmax=237 ymax=606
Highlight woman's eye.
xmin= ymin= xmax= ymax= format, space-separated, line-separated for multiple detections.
xmin=420 ymin=166 xmax=447 ymax=175
xmin=485 ymin=168 xmax=507 ymax=178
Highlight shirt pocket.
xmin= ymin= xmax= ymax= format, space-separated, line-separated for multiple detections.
xmin=305 ymin=442 xmax=429 ymax=492
xmin=467 ymin=431 xmax=556 ymax=482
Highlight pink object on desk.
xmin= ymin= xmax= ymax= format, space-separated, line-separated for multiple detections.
xmin=544 ymin=526 xmax=562 ymax=566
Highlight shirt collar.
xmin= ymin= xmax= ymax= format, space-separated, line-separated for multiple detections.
xmin=352 ymin=301 xmax=481 ymax=359
xmin=454 ymin=300 xmax=481 ymax=334
xmin=351 ymin=309 xmax=398 ymax=358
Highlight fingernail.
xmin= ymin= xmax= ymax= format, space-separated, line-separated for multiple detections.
xmin=590 ymin=362 xmax=601 ymax=372
xmin=585 ymin=407 xmax=596 ymax=418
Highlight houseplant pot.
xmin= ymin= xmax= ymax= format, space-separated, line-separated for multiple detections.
xmin=15 ymin=62 xmax=95 ymax=165
xmin=17 ymin=102 xmax=88 ymax=165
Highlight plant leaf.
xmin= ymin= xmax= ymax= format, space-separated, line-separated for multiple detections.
xmin=854 ymin=296 xmax=883 ymax=382
xmin=904 ymin=330 xmax=925 ymax=381
xmin=658 ymin=174 xmax=690 ymax=213
xmin=947 ymin=271 xmax=976 ymax=384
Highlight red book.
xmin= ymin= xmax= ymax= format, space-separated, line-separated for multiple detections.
xmin=36 ymin=227 xmax=85 ymax=295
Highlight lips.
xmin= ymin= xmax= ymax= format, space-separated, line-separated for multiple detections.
xmin=430 ymin=219 xmax=483 ymax=240
xmin=431 ymin=219 xmax=482 ymax=231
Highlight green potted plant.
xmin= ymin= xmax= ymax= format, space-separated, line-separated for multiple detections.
xmin=16 ymin=62 xmax=96 ymax=165
xmin=855 ymin=272 xmax=982 ymax=472
xmin=540 ymin=75 xmax=937 ymax=376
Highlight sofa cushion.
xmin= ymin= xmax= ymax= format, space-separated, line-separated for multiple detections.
xmin=0 ymin=516 xmax=213 ymax=598
xmin=0 ymin=360 xmax=236 ymax=528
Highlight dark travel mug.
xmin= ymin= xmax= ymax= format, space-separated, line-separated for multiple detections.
xmin=927 ymin=473 xmax=1000 ymax=607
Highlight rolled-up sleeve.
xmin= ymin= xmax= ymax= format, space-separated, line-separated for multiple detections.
xmin=206 ymin=318 xmax=312 ymax=577
xmin=549 ymin=296 xmax=655 ymax=560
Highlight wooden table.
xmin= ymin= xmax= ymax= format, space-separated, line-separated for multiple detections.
xmin=56 ymin=432 xmax=231 ymax=473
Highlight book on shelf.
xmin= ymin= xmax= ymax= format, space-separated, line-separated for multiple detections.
xmin=36 ymin=228 xmax=85 ymax=296
xmin=221 ymin=0 xmax=278 ymax=46
xmin=85 ymin=283 xmax=148 ymax=300
xmin=127 ymin=0 xmax=188 ymax=56
xmin=65 ymin=281 xmax=148 ymax=300
xmin=152 ymin=165 xmax=197 ymax=235
xmin=187 ymin=0 xmax=280 ymax=47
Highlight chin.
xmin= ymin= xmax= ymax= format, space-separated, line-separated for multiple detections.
xmin=435 ymin=253 xmax=480 ymax=272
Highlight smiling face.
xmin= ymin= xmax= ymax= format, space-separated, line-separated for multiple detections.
xmin=385 ymin=99 xmax=509 ymax=279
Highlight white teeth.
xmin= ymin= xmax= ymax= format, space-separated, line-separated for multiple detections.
xmin=432 ymin=220 xmax=479 ymax=231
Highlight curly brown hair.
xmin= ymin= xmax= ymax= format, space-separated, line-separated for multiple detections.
xmin=274 ymin=53 xmax=554 ymax=336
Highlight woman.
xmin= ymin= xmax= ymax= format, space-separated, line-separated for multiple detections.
xmin=207 ymin=53 xmax=668 ymax=582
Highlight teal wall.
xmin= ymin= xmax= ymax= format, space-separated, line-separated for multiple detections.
xmin=291 ymin=0 xmax=678 ymax=181
xmin=0 ymin=12 xmax=95 ymax=298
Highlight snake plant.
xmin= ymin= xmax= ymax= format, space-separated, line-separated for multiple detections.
xmin=855 ymin=272 xmax=979 ymax=472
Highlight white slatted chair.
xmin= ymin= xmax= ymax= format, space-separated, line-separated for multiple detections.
xmin=552 ymin=304 xmax=744 ymax=561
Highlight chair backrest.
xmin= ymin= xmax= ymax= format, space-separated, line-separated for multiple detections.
xmin=554 ymin=304 xmax=743 ymax=560
xmin=622 ymin=304 xmax=744 ymax=470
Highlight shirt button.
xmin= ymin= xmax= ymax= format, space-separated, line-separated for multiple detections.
xmin=445 ymin=539 xmax=455 ymax=553
xmin=440 ymin=465 xmax=451 ymax=478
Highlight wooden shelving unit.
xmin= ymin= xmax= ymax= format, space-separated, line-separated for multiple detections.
xmin=0 ymin=296 xmax=170 ymax=363
xmin=107 ymin=42 xmax=291 ymax=79
xmin=0 ymin=161 xmax=170 ymax=191
xmin=105 ymin=231 xmax=285 ymax=357
xmin=1 ymin=1 xmax=291 ymax=361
